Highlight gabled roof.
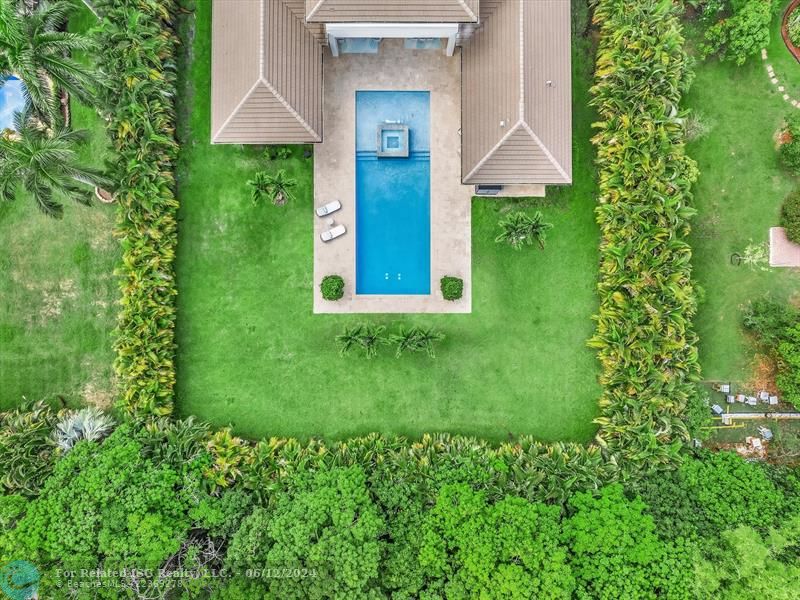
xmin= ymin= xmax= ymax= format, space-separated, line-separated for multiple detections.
xmin=305 ymin=0 xmax=479 ymax=23
xmin=462 ymin=0 xmax=572 ymax=185
xmin=211 ymin=0 xmax=323 ymax=144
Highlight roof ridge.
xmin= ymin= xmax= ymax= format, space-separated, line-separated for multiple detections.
xmin=260 ymin=77 xmax=322 ymax=141
xmin=212 ymin=80 xmax=263 ymax=142
xmin=306 ymin=0 xmax=326 ymax=21
xmin=518 ymin=121 xmax=570 ymax=183
xmin=454 ymin=0 xmax=478 ymax=21
xmin=463 ymin=120 xmax=523 ymax=182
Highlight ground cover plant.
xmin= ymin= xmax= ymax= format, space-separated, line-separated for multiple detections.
xmin=173 ymin=0 xmax=601 ymax=442
xmin=683 ymin=9 xmax=800 ymax=382
xmin=0 ymin=3 xmax=118 ymax=410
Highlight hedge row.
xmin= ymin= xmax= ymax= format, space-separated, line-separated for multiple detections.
xmin=589 ymin=0 xmax=700 ymax=469
xmin=97 ymin=0 xmax=180 ymax=416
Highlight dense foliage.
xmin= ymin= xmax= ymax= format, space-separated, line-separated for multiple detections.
xmin=743 ymin=297 xmax=800 ymax=408
xmin=2 ymin=407 xmax=797 ymax=598
xmin=440 ymin=275 xmax=463 ymax=301
xmin=790 ymin=5 xmax=800 ymax=47
xmin=495 ymin=211 xmax=552 ymax=250
xmin=781 ymin=188 xmax=800 ymax=243
xmin=95 ymin=0 xmax=180 ymax=417
xmin=320 ymin=274 xmax=345 ymax=300
xmin=590 ymin=0 xmax=700 ymax=469
xmin=701 ymin=0 xmax=777 ymax=65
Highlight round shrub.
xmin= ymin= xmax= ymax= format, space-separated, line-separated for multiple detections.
xmin=440 ymin=276 xmax=463 ymax=301
xmin=320 ymin=275 xmax=344 ymax=301
xmin=781 ymin=189 xmax=800 ymax=244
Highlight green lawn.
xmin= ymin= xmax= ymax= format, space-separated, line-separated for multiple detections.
xmin=174 ymin=3 xmax=601 ymax=442
xmin=0 ymin=4 xmax=118 ymax=410
xmin=685 ymin=10 xmax=800 ymax=385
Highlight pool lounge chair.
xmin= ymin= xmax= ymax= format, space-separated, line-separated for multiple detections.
xmin=316 ymin=200 xmax=342 ymax=217
xmin=320 ymin=224 xmax=346 ymax=242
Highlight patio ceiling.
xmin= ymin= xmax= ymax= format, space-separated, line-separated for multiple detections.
xmin=305 ymin=0 xmax=479 ymax=23
xmin=462 ymin=0 xmax=572 ymax=185
xmin=211 ymin=0 xmax=323 ymax=144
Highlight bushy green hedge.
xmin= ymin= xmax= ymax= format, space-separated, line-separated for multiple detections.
xmin=96 ymin=0 xmax=180 ymax=417
xmin=781 ymin=188 xmax=800 ymax=243
xmin=590 ymin=0 xmax=700 ymax=469
xmin=440 ymin=276 xmax=463 ymax=300
xmin=320 ymin=274 xmax=345 ymax=300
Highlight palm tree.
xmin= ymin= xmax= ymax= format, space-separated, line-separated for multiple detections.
xmin=247 ymin=169 xmax=297 ymax=206
xmin=0 ymin=0 xmax=103 ymax=125
xmin=392 ymin=326 xmax=445 ymax=358
xmin=0 ymin=110 xmax=111 ymax=218
xmin=358 ymin=324 xmax=388 ymax=359
xmin=336 ymin=324 xmax=364 ymax=357
xmin=495 ymin=211 xmax=553 ymax=250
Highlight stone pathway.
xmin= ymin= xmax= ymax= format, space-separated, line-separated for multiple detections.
xmin=761 ymin=47 xmax=800 ymax=108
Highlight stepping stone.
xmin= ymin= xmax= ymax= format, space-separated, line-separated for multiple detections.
xmin=784 ymin=93 xmax=791 ymax=101
xmin=772 ymin=77 xmax=779 ymax=84
xmin=779 ymin=86 xmax=785 ymax=92
xmin=762 ymin=48 xmax=768 ymax=59
xmin=793 ymin=100 xmax=799 ymax=107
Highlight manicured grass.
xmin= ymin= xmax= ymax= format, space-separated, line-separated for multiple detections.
xmin=684 ymin=11 xmax=800 ymax=385
xmin=0 ymin=5 xmax=118 ymax=409
xmin=174 ymin=3 xmax=601 ymax=442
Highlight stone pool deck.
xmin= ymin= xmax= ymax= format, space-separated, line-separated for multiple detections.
xmin=313 ymin=40 xmax=472 ymax=314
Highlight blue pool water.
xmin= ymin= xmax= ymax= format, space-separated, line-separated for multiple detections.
xmin=356 ymin=91 xmax=431 ymax=295
xmin=0 ymin=77 xmax=26 ymax=131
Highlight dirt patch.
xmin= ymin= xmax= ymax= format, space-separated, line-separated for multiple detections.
xmin=744 ymin=352 xmax=780 ymax=395
xmin=81 ymin=380 xmax=116 ymax=410
xmin=38 ymin=279 xmax=78 ymax=321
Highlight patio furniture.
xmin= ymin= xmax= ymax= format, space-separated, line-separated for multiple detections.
xmin=714 ymin=383 xmax=731 ymax=394
xmin=726 ymin=395 xmax=735 ymax=404
xmin=711 ymin=404 xmax=724 ymax=416
xmin=745 ymin=396 xmax=757 ymax=406
xmin=769 ymin=395 xmax=779 ymax=405
xmin=758 ymin=426 xmax=773 ymax=440
xmin=759 ymin=391 xmax=770 ymax=402
xmin=736 ymin=394 xmax=746 ymax=403
xmin=320 ymin=224 xmax=346 ymax=242
xmin=316 ymin=200 xmax=342 ymax=217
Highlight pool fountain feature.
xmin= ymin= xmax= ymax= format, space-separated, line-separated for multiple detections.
xmin=377 ymin=123 xmax=409 ymax=158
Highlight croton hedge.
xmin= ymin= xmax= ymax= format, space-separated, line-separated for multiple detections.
xmin=97 ymin=0 xmax=180 ymax=417
xmin=589 ymin=0 xmax=700 ymax=469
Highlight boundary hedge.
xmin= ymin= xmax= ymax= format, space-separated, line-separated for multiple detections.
xmin=97 ymin=0 xmax=180 ymax=417
xmin=589 ymin=0 xmax=700 ymax=469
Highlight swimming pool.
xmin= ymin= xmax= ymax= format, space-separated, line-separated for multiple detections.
xmin=0 ymin=77 xmax=26 ymax=131
xmin=355 ymin=91 xmax=431 ymax=295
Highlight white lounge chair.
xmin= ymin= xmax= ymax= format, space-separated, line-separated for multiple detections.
xmin=316 ymin=200 xmax=342 ymax=217
xmin=320 ymin=224 xmax=346 ymax=242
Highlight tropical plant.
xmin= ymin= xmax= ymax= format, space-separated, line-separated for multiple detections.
xmin=52 ymin=407 xmax=115 ymax=452
xmin=495 ymin=211 xmax=552 ymax=250
xmin=264 ymin=145 xmax=292 ymax=161
xmin=203 ymin=428 xmax=254 ymax=494
xmin=683 ymin=111 xmax=713 ymax=142
xmin=0 ymin=401 xmax=58 ymax=496
xmin=790 ymin=6 xmax=800 ymax=47
xmin=0 ymin=111 xmax=111 ymax=217
xmin=96 ymin=0 xmax=181 ymax=417
xmin=590 ymin=0 xmax=700 ymax=469
xmin=391 ymin=326 xmax=445 ymax=358
xmin=0 ymin=0 xmax=103 ymax=124
xmin=440 ymin=276 xmax=463 ymax=301
xmin=320 ymin=274 xmax=344 ymax=300
xmin=738 ymin=241 xmax=770 ymax=271
xmin=247 ymin=169 xmax=296 ymax=206
xmin=779 ymin=112 xmax=800 ymax=175
xmin=781 ymin=188 xmax=800 ymax=244
xmin=336 ymin=323 xmax=388 ymax=359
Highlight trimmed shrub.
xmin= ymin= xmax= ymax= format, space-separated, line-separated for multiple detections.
xmin=701 ymin=0 xmax=776 ymax=65
xmin=440 ymin=276 xmax=463 ymax=301
xmin=320 ymin=275 xmax=345 ymax=300
xmin=590 ymin=0 xmax=700 ymax=469
xmin=781 ymin=189 xmax=800 ymax=244
xmin=780 ymin=113 xmax=800 ymax=175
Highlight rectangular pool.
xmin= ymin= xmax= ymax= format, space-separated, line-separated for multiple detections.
xmin=355 ymin=91 xmax=430 ymax=295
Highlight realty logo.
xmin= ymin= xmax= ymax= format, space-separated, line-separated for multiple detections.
xmin=0 ymin=561 xmax=39 ymax=600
